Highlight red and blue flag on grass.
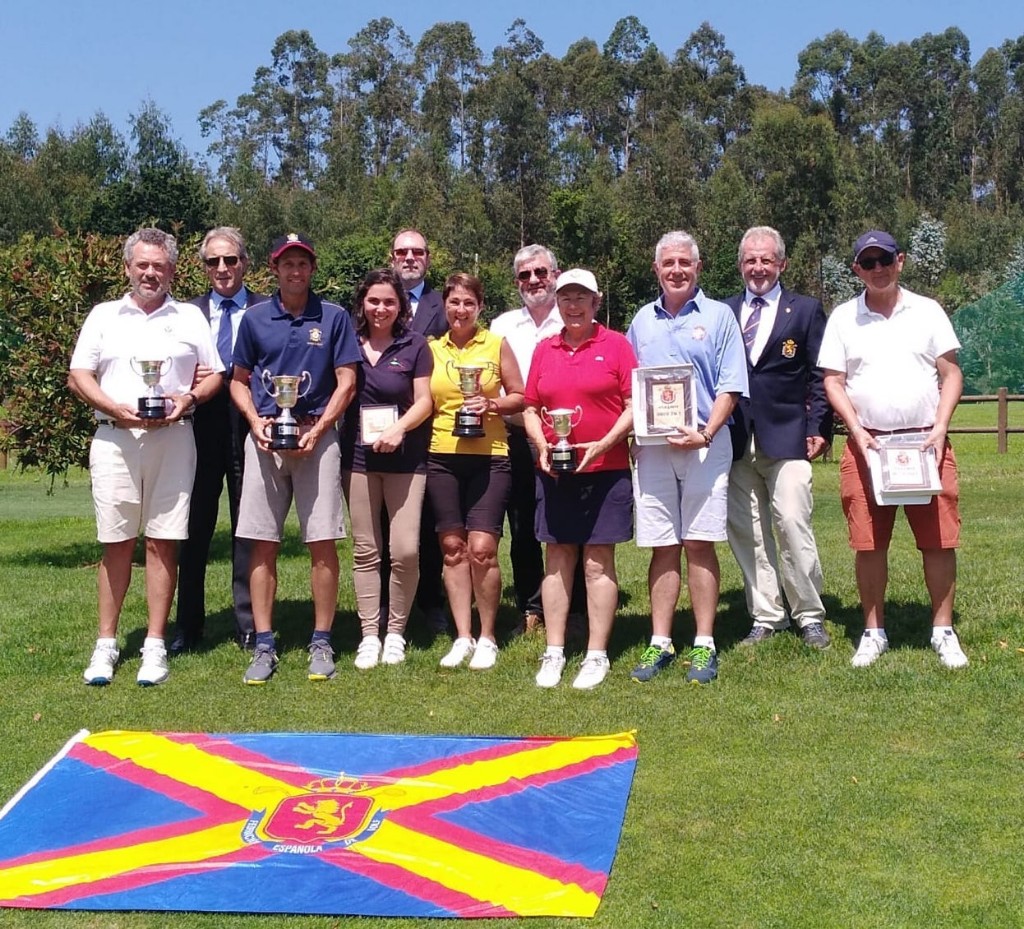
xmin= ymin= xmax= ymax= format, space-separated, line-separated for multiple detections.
xmin=0 ymin=729 xmax=637 ymax=918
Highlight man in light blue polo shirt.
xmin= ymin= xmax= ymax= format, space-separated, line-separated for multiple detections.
xmin=626 ymin=230 xmax=748 ymax=684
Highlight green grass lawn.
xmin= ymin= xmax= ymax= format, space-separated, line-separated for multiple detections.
xmin=0 ymin=403 xmax=1022 ymax=928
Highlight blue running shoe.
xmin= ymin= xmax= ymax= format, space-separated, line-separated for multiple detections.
xmin=685 ymin=645 xmax=718 ymax=684
xmin=630 ymin=643 xmax=676 ymax=682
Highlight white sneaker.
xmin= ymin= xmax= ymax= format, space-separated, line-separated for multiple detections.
xmin=136 ymin=642 xmax=169 ymax=686
xmin=382 ymin=633 xmax=406 ymax=665
xmin=932 ymin=630 xmax=968 ymax=668
xmin=851 ymin=633 xmax=888 ymax=668
xmin=468 ymin=638 xmax=499 ymax=671
xmin=440 ymin=637 xmax=475 ymax=668
xmin=535 ymin=652 xmax=566 ymax=688
xmin=573 ymin=655 xmax=611 ymax=690
xmin=84 ymin=641 xmax=119 ymax=685
xmin=354 ymin=636 xmax=382 ymax=670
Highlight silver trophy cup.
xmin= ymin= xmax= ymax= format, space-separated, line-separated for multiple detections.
xmin=261 ymin=371 xmax=312 ymax=450
xmin=446 ymin=362 xmax=493 ymax=438
xmin=541 ymin=406 xmax=583 ymax=472
xmin=130 ymin=357 xmax=172 ymax=419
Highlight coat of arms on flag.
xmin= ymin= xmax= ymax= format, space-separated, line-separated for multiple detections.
xmin=0 ymin=729 xmax=637 ymax=918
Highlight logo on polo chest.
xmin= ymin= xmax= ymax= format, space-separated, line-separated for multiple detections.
xmin=308 ymin=328 xmax=323 ymax=345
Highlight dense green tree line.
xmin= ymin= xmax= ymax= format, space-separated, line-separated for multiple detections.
xmin=3 ymin=18 xmax=1024 ymax=318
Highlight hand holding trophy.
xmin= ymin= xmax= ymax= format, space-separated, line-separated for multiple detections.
xmin=130 ymin=357 xmax=172 ymax=419
xmin=446 ymin=361 xmax=498 ymax=438
xmin=261 ymin=370 xmax=312 ymax=449
xmin=541 ymin=406 xmax=584 ymax=472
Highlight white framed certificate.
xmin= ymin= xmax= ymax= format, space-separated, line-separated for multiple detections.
xmin=867 ymin=432 xmax=942 ymax=505
xmin=632 ymin=364 xmax=697 ymax=445
xmin=359 ymin=404 xmax=399 ymax=445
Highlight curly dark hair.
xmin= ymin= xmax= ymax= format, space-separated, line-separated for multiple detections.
xmin=351 ymin=268 xmax=412 ymax=339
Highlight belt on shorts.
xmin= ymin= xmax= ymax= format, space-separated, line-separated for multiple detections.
xmin=866 ymin=426 xmax=932 ymax=436
xmin=97 ymin=417 xmax=193 ymax=428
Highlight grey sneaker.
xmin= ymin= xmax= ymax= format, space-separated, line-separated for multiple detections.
xmin=243 ymin=643 xmax=278 ymax=685
xmin=739 ymin=625 xmax=779 ymax=646
xmin=801 ymin=622 xmax=832 ymax=650
xmin=307 ymin=641 xmax=336 ymax=681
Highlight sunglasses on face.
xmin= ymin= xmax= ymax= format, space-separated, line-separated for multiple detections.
xmin=516 ymin=267 xmax=551 ymax=282
xmin=204 ymin=255 xmax=240 ymax=268
xmin=393 ymin=247 xmax=426 ymax=258
xmin=857 ymin=253 xmax=896 ymax=271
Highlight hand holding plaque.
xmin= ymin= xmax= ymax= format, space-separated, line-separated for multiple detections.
xmin=261 ymin=370 xmax=312 ymax=450
xmin=632 ymin=364 xmax=696 ymax=445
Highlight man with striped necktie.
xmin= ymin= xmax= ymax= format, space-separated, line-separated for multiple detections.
xmin=722 ymin=226 xmax=833 ymax=650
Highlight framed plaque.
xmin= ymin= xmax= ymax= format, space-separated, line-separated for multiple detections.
xmin=359 ymin=404 xmax=399 ymax=445
xmin=867 ymin=432 xmax=941 ymax=505
xmin=632 ymin=364 xmax=696 ymax=445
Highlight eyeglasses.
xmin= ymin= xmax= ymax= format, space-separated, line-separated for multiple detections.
xmin=204 ymin=255 xmax=240 ymax=268
xmin=393 ymin=247 xmax=427 ymax=258
xmin=857 ymin=253 xmax=896 ymax=271
xmin=516 ymin=267 xmax=551 ymax=282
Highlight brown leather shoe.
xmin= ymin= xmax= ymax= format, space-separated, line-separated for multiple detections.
xmin=524 ymin=612 xmax=544 ymax=634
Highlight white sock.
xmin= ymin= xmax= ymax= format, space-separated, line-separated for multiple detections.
xmin=864 ymin=628 xmax=888 ymax=641
xmin=143 ymin=636 xmax=165 ymax=649
xmin=585 ymin=649 xmax=607 ymax=660
xmin=544 ymin=646 xmax=565 ymax=658
xmin=931 ymin=625 xmax=954 ymax=644
xmin=96 ymin=637 xmax=117 ymax=649
xmin=650 ymin=635 xmax=673 ymax=649
xmin=693 ymin=635 xmax=715 ymax=652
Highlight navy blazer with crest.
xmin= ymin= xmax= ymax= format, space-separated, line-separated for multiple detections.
xmin=723 ymin=287 xmax=832 ymax=462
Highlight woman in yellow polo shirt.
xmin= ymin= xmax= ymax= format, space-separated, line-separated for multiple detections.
xmin=428 ymin=273 xmax=524 ymax=670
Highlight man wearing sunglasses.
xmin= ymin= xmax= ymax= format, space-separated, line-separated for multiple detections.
xmin=490 ymin=245 xmax=566 ymax=634
xmin=391 ymin=229 xmax=447 ymax=339
xmin=820 ymin=230 xmax=967 ymax=669
xmin=172 ymin=227 xmax=268 ymax=655
xmin=388 ymin=228 xmax=449 ymax=635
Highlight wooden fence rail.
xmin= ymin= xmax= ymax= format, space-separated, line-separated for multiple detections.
xmin=951 ymin=388 xmax=1024 ymax=453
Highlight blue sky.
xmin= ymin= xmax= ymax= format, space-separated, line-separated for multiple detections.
xmin=3 ymin=0 xmax=1022 ymax=160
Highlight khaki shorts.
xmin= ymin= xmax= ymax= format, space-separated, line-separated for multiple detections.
xmin=840 ymin=441 xmax=960 ymax=551
xmin=89 ymin=423 xmax=196 ymax=543
xmin=633 ymin=432 xmax=731 ymax=546
xmin=237 ymin=428 xmax=346 ymax=543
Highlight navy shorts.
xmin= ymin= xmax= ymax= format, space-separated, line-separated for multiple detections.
xmin=535 ymin=469 xmax=633 ymax=545
xmin=426 ymin=453 xmax=511 ymax=536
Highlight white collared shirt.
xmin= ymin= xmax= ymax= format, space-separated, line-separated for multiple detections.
xmin=740 ymin=282 xmax=781 ymax=365
xmin=489 ymin=304 xmax=563 ymax=426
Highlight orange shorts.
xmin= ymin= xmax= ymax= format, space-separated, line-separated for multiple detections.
xmin=839 ymin=441 xmax=960 ymax=551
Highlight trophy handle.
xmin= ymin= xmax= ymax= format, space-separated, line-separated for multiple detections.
xmin=540 ymin=407 xmax=554 ymax=429
xmin=298 ymin=371 xmax=312 ymax=398
xmin=571 ymin=405 xmax=583 ymax=429
xmin=159 ymin=356 xmax=172 ymax=376
xmin=260 ymin=369 xmax=277 ymax=397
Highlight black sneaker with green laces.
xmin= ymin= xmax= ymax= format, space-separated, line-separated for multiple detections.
xmin=630 ymin=643 xmax=676 ymax=682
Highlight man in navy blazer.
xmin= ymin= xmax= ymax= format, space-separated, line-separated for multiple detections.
xmin=390 ymin=229 xmax=447 ymax=631
xmin=172 ymin=227 xmax=266 ymax=653
xmin=723 ymin=226 xmax=833 ymax=648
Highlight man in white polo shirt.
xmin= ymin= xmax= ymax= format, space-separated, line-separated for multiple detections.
xmin=819 ymin=229 xmax=967 ymax=669
xmin=69 ymin=228 xmax=223 ymax=686
xmin=490 ymin=244 xmax=565 ymax=633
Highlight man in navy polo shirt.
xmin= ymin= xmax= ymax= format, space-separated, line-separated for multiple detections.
xmin=230 ymin=234 xmax=360 ymax=685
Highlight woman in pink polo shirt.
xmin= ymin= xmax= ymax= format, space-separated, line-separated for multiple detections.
xmin=522 ymin=269 xmax=637 ymax=690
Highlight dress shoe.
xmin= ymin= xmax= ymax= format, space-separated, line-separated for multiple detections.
xmin=169 ymin=632 xmax=201 ymax=654
xmin=236 ymin=631 xmax=256 ymax=652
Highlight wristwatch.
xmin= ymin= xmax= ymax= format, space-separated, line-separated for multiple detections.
xmin=698 ymin=428 xmax=712 ymax=447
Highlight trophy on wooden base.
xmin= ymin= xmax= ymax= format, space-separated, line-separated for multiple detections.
xmin=130 ymin=357 xmax=172 ymax=419
xmin=541 ymin=406 xmax=583 ymax=472
xmin=261 ymin=371 xmax=312 ymax=450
